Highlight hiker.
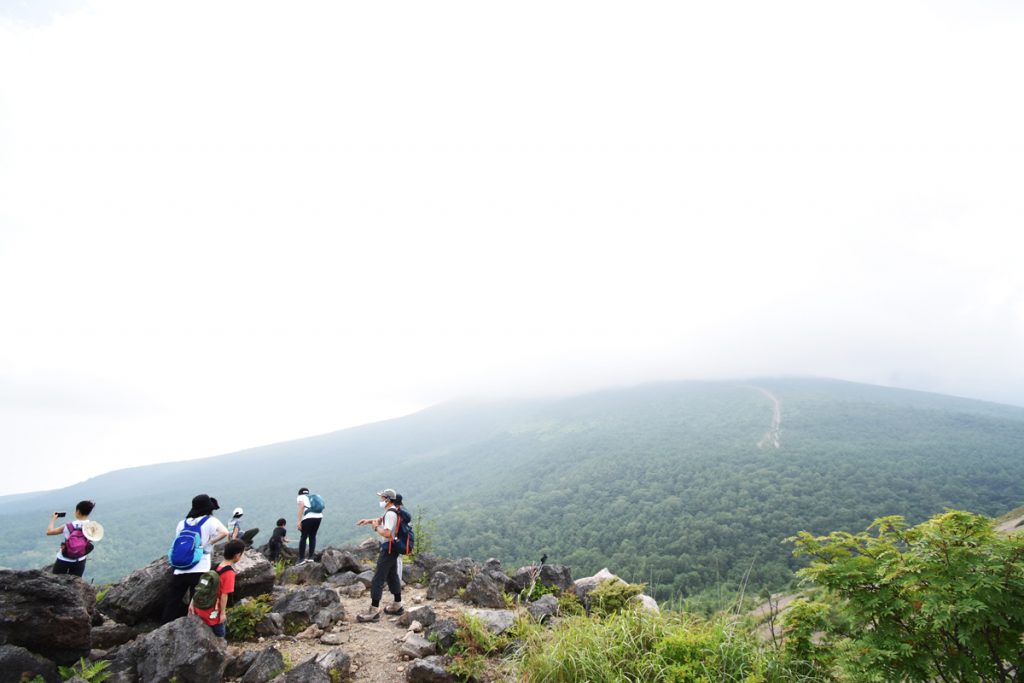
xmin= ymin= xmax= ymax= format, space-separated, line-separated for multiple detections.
xmin=189 ymin=539 xmax=244 ymax=638
xmin=355 ymin=488 xmax=404 ymax=622
xmin=295 ymin=487 xmax=323 ymax=564
xmin=161 ymin=494 xmax=229 ymax=623
xmin=268 ymin=517 xmax=291 ymax=562
xmin=228 ymin=507 xmax=259 ymax=546
xmin=45 ymin=500 xmax=101 ymax=577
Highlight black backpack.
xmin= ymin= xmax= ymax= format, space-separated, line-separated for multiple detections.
xmin=390 ymin=508 xmax=415 ymax=555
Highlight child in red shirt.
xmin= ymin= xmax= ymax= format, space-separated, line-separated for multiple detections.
xmin=190 ymin=539 xmax=244 ymax=637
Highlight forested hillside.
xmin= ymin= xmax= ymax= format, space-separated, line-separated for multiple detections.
xmin=2 ymin=378 xmax=1023 ymax=602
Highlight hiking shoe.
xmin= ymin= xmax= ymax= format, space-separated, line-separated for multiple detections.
xmin=383 ymin=604 xmax=404 ymax=616
xmin=356 ymin=608 xmax=381 ymax=623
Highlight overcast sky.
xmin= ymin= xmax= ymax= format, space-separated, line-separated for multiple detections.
xmin=1 ymin=0 xmax=1022 ymax=496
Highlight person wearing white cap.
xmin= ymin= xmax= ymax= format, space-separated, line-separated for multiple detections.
xmin=229 ymin=507 xmax=260 ymax=547
xmin=355 ymin=488 xmax=404 ymax=622
xmin=45 ymin=500 xmax=102 ymax=577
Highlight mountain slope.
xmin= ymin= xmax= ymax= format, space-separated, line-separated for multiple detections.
xmin=2 ymin=378 xmax=1023 ymax=600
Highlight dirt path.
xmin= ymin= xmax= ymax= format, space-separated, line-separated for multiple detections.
xmin=751 ymin=386 xmax=782 ymax=449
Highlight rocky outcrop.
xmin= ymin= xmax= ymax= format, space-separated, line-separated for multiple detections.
xmin=425 ymin=559 xmax=478 ymax=601
xmin=0 ymin=570 xmax=97 ymax=665
xmin=425 ymin=618 xmax=459 ymax=651
xmin=463 ymin=572 xmax=506 ymax=608
xmin=280 ymin=561 xmax=326 ymax=585
xmin=537 ymin=564 xmax=574 ymax=593
xmin=272 ymin=649 xmax=350 ymax=683
xmin=230 ymin=550 xmax=277 ymax=600
xmin=0 ymin=644 xmax=59 ymax=683
xmin=527 ymin=594 xmax=559 ymax=622
xmin=91 ymin=623 xmax=144 ymax=650
xmin=466 ymin=608 xmax=515 ymax=635
xmin=397 ymin=605 xmax=437 ymax=628
xmin=239 ymin=645 xmax=285 ymax=683
xmin=320 ymin=548 xmax=364 ymax=575
xmin=107 ymin=615 xmax=227 ymax=683
xmin=271 ymin=586 xmax=344 ymax=634
xmin=97 ymin=557 xmax=174 ymax=626
xmin=399 ymin=633 xmax=436 ymax=659
xmin=406 ymin=655 xmax=454 ymax=683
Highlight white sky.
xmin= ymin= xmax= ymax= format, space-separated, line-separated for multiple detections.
xmin=1 ymin=0 xmax=1023 ymax=496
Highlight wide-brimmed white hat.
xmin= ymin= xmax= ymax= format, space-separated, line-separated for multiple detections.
xmin=82 ymin=520 xmax=104 ymax=542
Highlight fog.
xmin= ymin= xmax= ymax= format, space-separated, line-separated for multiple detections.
xmin=1 ymin=1 xmax=1022 ymax=495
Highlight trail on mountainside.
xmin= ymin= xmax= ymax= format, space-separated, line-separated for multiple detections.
xmin=752 ymin=387 xmax=782 ymax=449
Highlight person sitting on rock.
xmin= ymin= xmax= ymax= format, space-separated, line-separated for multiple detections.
xmin=355 ymin=488 xmax=404 ymax=622
xmin=268 ymin=517 xmax=291 ymax=562
xmin=189 ymin=538 xmax=244 ymax=638
xmin=45 ymin=500 xmax=97 ymax=577
xmin=161 ymin=494 xmax=229 ymax=623
xmin=228 ymin=507 xmax=259 ymax=547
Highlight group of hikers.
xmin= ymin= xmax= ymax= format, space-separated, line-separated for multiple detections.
xmin=45 ymin=487 xmax=413 ymax=637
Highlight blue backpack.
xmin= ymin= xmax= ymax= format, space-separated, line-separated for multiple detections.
xmin=306 ymin=493 xmax=325 ymax=514
xmin=168 ymin=516 xmax=208 ymax=570
xmin=390 ymin=508 xmax=415 ymax=555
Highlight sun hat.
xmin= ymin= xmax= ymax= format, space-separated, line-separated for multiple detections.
xmin=232 ymin=507 xmax=244 ymax=517
xmin=187 ymin=494 xmax=217 ymax=518
xmin=82 ymin=520 xmax=104 ymax=542
xmin=376 ymin=488 xmax=398 ymax=500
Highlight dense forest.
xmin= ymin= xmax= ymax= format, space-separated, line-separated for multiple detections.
xmin=2 ymin=378 xmax=1023 ymax=603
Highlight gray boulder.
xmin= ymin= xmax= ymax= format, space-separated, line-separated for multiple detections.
xmin=538 ymin=564 xmax=574 ymax=593
xmin=425 ymin=618 xmax=458 ymax=650
xmin=528 ymin=594 xmax=559 ymax=623
xmin=97 ymin=557 xmax=173 ymax=626
xmin=467 ymin=608 xmax=515 ymax=635
xmin=355 ymin=570 xmax=375 ymax=588
xmin=326 ymin=571 xmax=359 ymax=587
xmin=0 ymin=644 xmax=59 ymax=683
xmin=320 ymin=548 xmax=363 ymax=575
xmin=463 ymin=572 xmax=506 ymax=608
xmin=397 ymin=605 xmax=436 ymax=628
xmin=406 ymin=655 xmax=454 ymax=683
xmin=400 ymin=634 xmax=436 ymax=659
xmin=272 ymin=649 xmax=350 ymax=683
xmin=225 ymin=650 xmax=259 ymax=680
xmin=271 ymin=586 xmax=344 ymax=634
xmin=240 ymin=645 xmax=286 ymax=683
xmin=256 ymin=612 xmax=284 ymax=636
xmin=230 ymin=550 xmax=277 ymax=600
xmin=574 ymin=568 xmax=623 ymax=602
xmin=281 ymin=561 xmax=326 ymax=586
xmin=108 ymin=615 xmax=227 ymax=683
xmin=91 ymin=622 xmax=144 ymax=650
xmin=0 ymin=570 xmax=97 ymax=665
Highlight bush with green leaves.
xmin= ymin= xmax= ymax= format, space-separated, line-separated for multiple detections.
xmin=588 ymin=578 xmax=645 ymax=617
xmin=57 ymin=657 xmax=111 ymax=682
xmin=790 ymin=509 xmax=1024 ymax=682
xmin=226 ymin=594 xmax=273 ymax=641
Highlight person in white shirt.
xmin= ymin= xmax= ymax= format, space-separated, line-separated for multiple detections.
xmin=296 ymin=487 xmax=323 ymax=564
xmin=45 ymin=500 xmax=96 ymax=577
xmin=355 ymin=488 xmax=404 ymax=622
xmin=161 ymin=494 xmax=229 ymax=623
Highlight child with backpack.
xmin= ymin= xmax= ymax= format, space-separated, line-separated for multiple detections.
xmin=161 ymin=494 xmax=229 ymax=623
xmin=295 ymin=487 xmax=324 ymax=565
xmin=45 ymin=500 xmax=99 ymax=577
xmin=355 ymin=488 xmax=414 ymax=622
xmin=189 ymin=539 xmax=244 ymax=638
xmin=268 ymin=517 xmax=291 ymax=562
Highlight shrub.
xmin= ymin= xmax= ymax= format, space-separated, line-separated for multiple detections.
xmin=57 ymin=657 xmax=111 ymax=682
xmin=588 ymin=578 xmax=645 ymax=617
xmin=226 ymin=594 xmax=272 ymax=641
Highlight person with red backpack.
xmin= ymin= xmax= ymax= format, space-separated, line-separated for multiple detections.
xmin=45 ymin=500 xmax=98 ymax=577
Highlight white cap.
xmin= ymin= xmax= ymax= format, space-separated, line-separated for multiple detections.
xmin=232 ymin=507 xmax=244 ymax=517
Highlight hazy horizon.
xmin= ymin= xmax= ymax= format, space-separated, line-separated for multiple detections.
xmin=2 ymin=1 xmax=1022 ymax=495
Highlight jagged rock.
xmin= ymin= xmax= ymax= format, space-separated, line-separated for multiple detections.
xmin=0 ymin=644 xmax=59 ymax=683
xmin=89 ymin=648 xmax=107 ymax=660
xmin=425 ymin=618 xmax=458 ymax=650
xmin=225 ymin=650 xmax=259 ymax=679
xmin=97 ymin=557 xmax=174 ymax=625
xmin=320 ymin=632 xmax=345 ymax=645
xmin=527 ymin=594 xmax=559 ymax=623
xmin=507 ymin=567 xmax=533 ymax=595
xmin=410 ymin=552 xmax=444 ymax=576
xmin=409 ymin=620 xmax=423 ymax=632
xmin=486 ymin=568 xmax=521 ymax=595
xmin=538 ymin=564 xmax=574 ymax=593
xmin=402 ymin=561 xmax=427 ymax=585
xmin=327 ymin=570 xmax=359 ymax=587
xmin=340 ymin=583 xmax=366 ymax=598
xmin=281 ymin=561 xmax=326 ymax=585
xmin=484 ymin=558 xmax=503 ymax=573
xmin=463 ymin=572 xmax=506 ymax=608
xmin=320 ymin=548 xmax=363 ymax=575
xmin=425 ymin=570 xmax=461 ymax=601
xmin=355 ymin=570 xmax=375 ymax=588
xmin=272 ymin=649 xmax=350 ymax=683
xmin=400 ymin=633 xmax=436 ymax=659
xmin=0 ymin=570 xmax=97 ymax=665
xmin=297 ymin=624 xmax=323 ymax=639
xmin=271 ymin=586 xmax=344 ymax=634
xmin=574 ymin=568 xmax=624 ymax=601
xmin=108 ymin=615 xmax=227 ymax=683
xmin=397 ymin=605 xmax=436 ymax=628
xmin=467 ymin=608 xmax=515 ymax=635
xmin=256 ymin=612 xmax=284 ymax=636
xmin=91 ymin=623 xmax=144 ymax=650
xmin=257 ymin=543 xmax=297 ymax=564
xmin=406 ymin=655 xmax=454 ymax=683
xmin=230 ymin=550 xmax=277 ymax=600
xmin=240 ymin=645 xmax=285 ymax=683
xmin=634 ymin=594 xmax=660 ymax=613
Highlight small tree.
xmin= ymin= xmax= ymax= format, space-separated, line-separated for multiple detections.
xmin=790 ymin=510 xmax=1024 ymax=682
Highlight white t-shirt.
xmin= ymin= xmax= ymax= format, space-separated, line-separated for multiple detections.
xmin=297 ymin=494 xmax=324 ymax=521
xmin=172 ymin=515 xmax=228 ymax=574
xmin=55 ymin=519 xmax=88 ymax=563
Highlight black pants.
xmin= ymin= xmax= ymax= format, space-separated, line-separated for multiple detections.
xmin=52 ymin=558 xmax=86 ymax=577
xmin=298 ymin=517 xmax=321 ymax=561
xmin=160 ymin=571 xmax=202 ymax=623
xmin=269 ymin=542 xmax=282 ymax=562
xmin=370 ymin=548 xmax=402 ymax=607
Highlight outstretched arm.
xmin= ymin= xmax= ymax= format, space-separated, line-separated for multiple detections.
xmin=45 ymin=513 xmax=64 ymax=536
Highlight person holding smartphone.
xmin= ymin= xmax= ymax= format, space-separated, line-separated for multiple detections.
xmin=45 ymin=500 xmax=96 ymax=577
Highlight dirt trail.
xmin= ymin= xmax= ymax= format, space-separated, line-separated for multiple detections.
xmin=752 ymin=387 xmax=782 ymax=449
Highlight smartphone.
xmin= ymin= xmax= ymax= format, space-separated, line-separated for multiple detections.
xmin=55 ymin=511 xmax=66 ymax=518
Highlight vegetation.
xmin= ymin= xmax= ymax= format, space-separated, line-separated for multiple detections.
xmin=226 ymin=594 xmax=273 ymax=641
xmin=57 ymin=658 xmax=111 ymax=682
xmin=588 ymin=579 xmax=646 ymax=617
